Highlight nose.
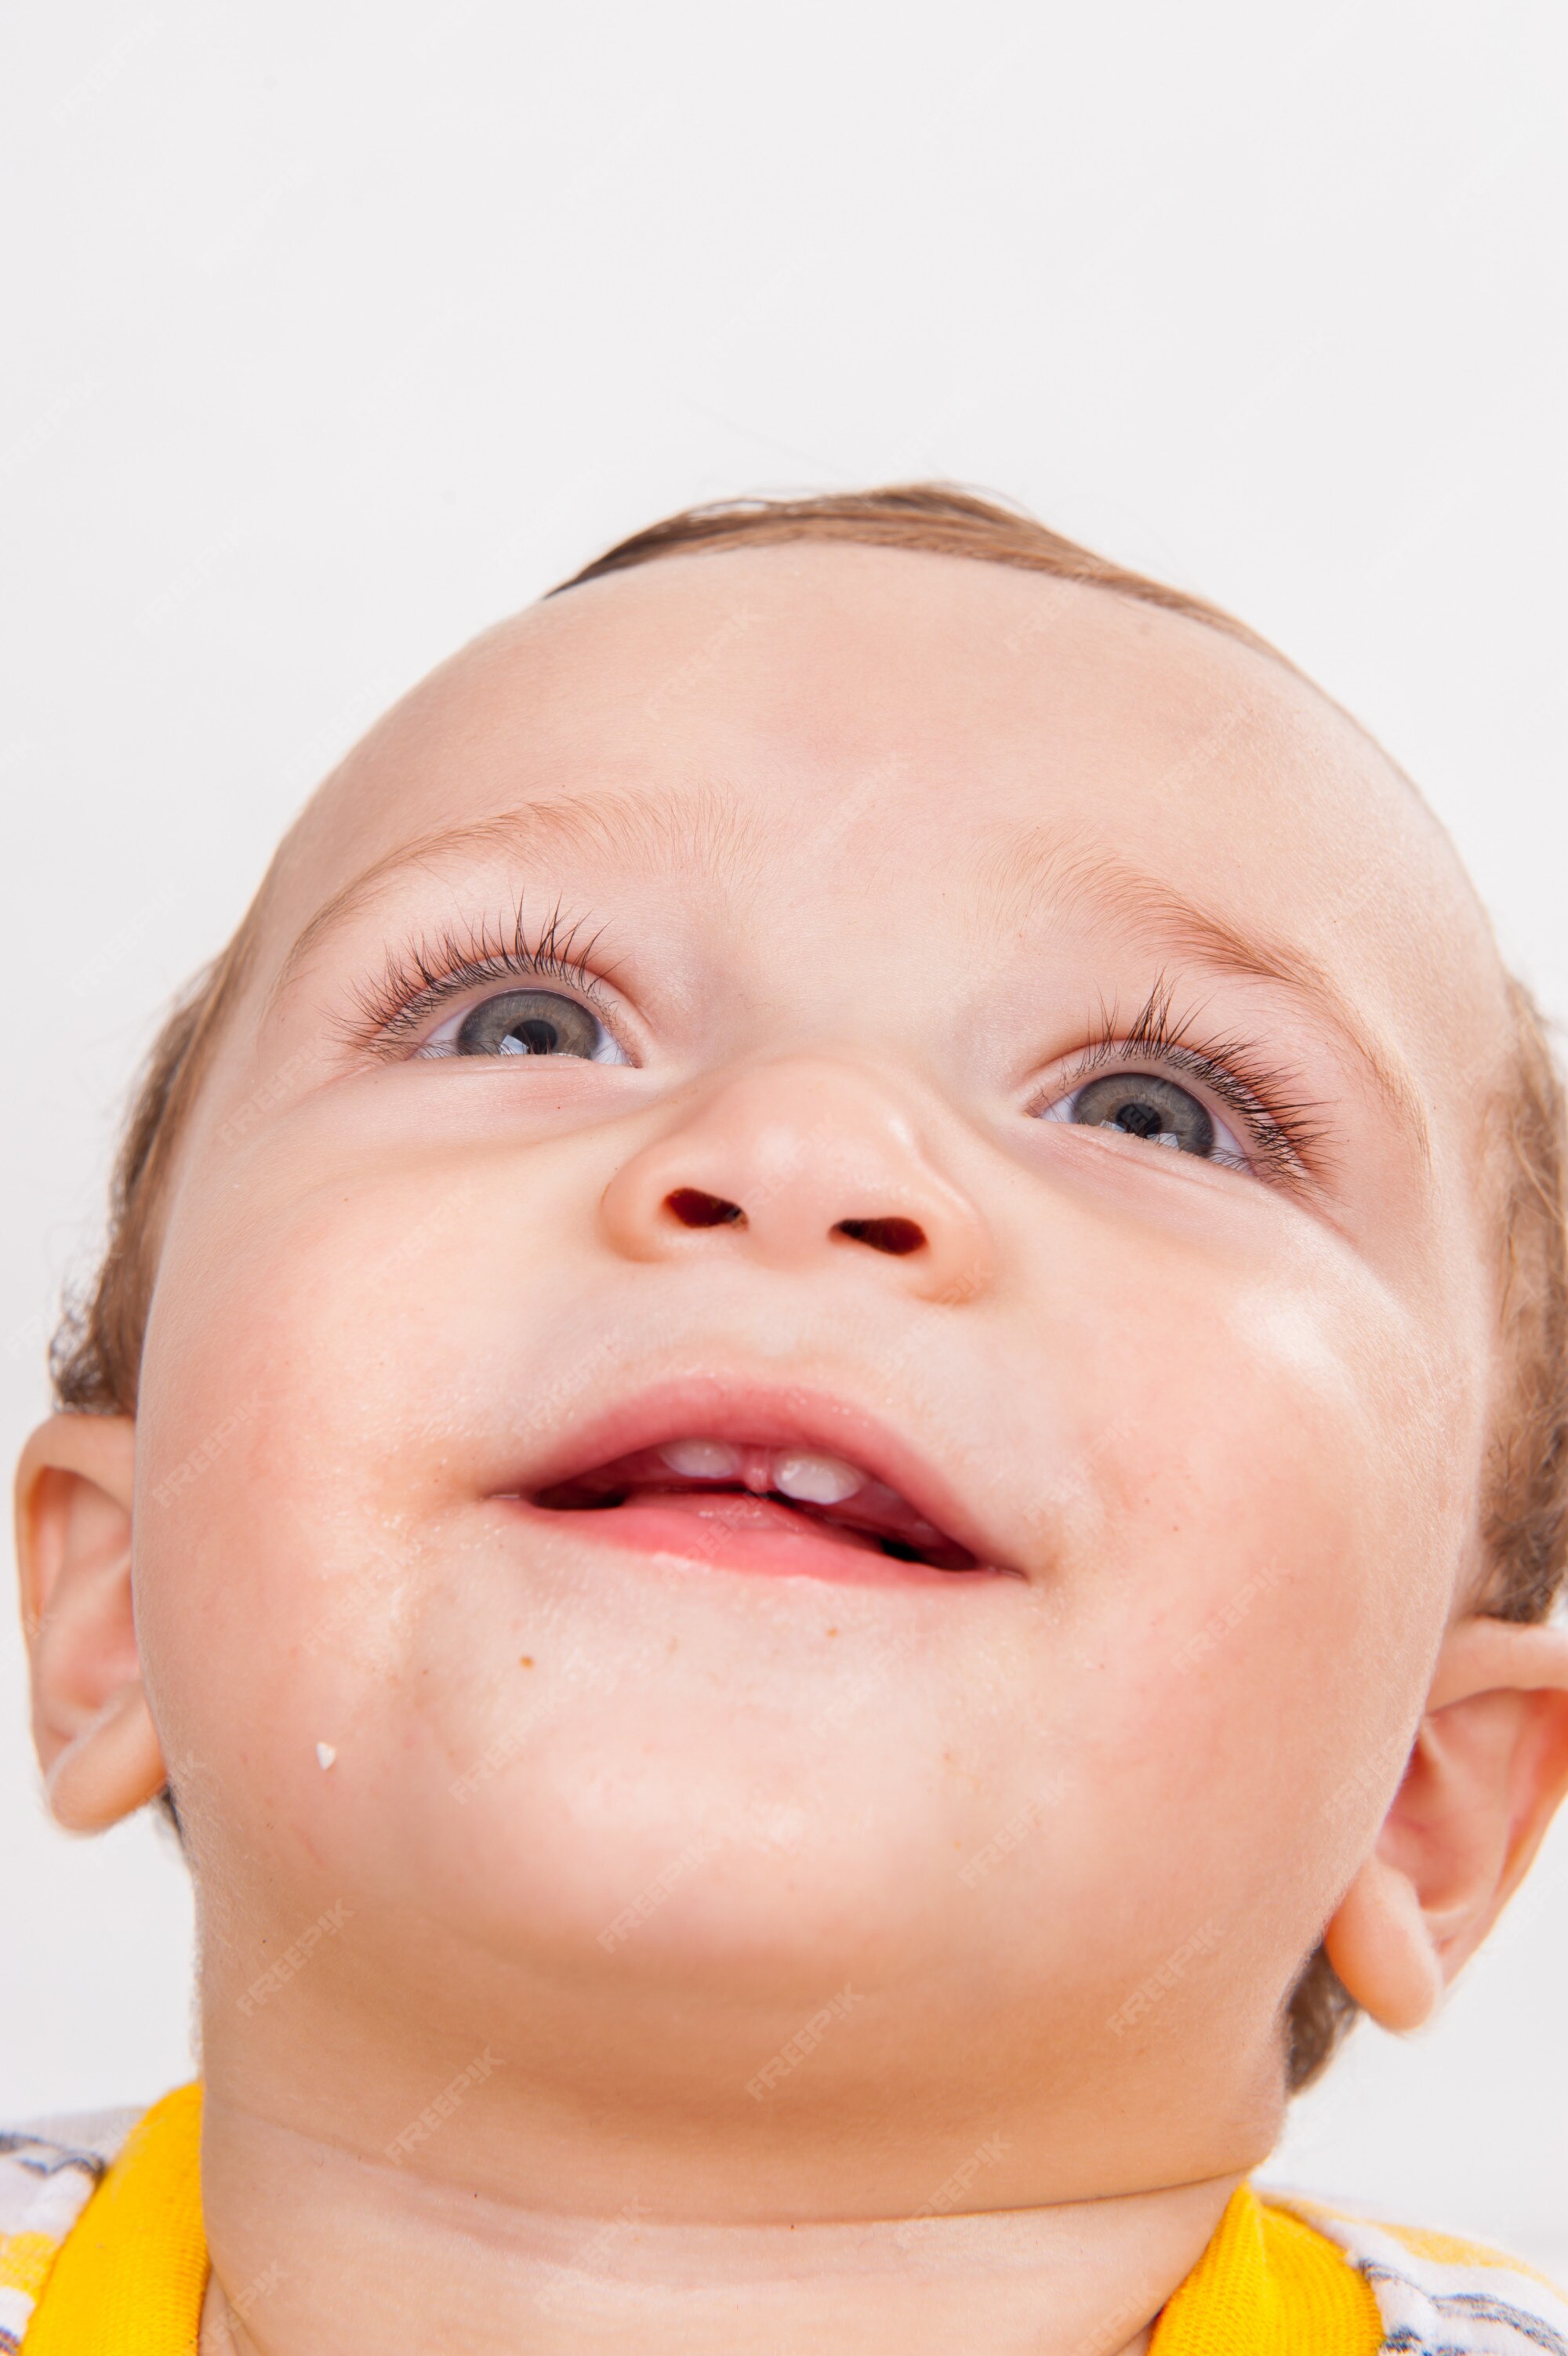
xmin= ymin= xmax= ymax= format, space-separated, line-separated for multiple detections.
xmin=598 ymin=1058 xmax=993 ymax=1305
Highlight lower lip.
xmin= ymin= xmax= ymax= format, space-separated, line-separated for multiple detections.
xmin=500 ymin=1490 xmax=999 ymax=1588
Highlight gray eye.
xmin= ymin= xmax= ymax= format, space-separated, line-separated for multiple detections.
xmin=1064 ymin=1072 xmax=1215 ymax=1156
xmin=447 ymin=989 xmax=623 ymax=1062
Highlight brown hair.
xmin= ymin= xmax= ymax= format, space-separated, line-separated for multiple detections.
xmin=49 ymin=483 xmax=1568 ymax=2091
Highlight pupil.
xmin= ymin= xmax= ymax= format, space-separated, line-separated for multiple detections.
xmin=1114 ymin=1100 xmax=1164 ymax=1139
xmin=507 ymin=1018 xmax=558 ymax=1054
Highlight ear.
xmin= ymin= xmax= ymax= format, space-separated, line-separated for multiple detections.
xmin=1323 ymin=1615 xmax=1568 ymax=2031
xmin=13 ymin=1414 xmax=166 ymax=1831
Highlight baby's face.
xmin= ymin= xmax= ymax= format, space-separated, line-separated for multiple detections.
xmin=139 ymin=546 xmax=1508 ymax=2191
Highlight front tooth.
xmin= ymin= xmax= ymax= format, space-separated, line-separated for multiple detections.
xmin=660 ymin=1439 xmax=742 ymax=1479
xmin=772 ymin=1450 xmax=865 ymax=1506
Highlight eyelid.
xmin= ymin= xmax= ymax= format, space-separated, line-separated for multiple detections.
xmin=1026 ymin=985 xmax=1330 ymax=1188
xmin=337 ymin=903 xmax=637 ymax=1062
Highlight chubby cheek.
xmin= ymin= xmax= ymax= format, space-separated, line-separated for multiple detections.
xmin=129 ymin=1169 xmax=495 ymax=1905
xmin=1023 ymin=1247 xmax=1468 ymax=1988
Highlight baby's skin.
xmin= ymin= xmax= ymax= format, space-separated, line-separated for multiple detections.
xmin=17 ymin=544 xmax=1568 ymax=2354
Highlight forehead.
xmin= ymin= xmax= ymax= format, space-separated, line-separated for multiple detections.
xmin=270 ymin=542 xmax=1508 ymax=1138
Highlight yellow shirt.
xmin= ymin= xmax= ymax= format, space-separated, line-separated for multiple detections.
xmin=5 ymin=2082 xmax=1565 ymax=2353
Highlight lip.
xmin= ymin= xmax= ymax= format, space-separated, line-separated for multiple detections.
xmin=491 ymin=1375 xmax=1022 ymax=1582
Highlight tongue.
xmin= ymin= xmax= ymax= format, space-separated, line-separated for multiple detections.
xmin=612 ymin=1487 xmax=886 ymax=1553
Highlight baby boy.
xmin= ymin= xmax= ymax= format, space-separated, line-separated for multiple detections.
xmin=9 ymin=485 xmax=1568 ymax=2352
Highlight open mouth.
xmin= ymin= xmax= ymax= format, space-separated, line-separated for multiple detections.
xmin=529 ymin=1438 xmax=985 ymax=1574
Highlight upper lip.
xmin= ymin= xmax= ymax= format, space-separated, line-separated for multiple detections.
xmin=500 ymin=1374 xmax=1022 ymax=1577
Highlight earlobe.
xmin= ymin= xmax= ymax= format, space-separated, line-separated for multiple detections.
xmin=1323 ymin=1850 xmax=1445 ymax=2031
xmin=1323 ymin=1614 xmax=1568 ymax=2032
xmin=43 ymin=1679 xmax=167 ymax=1831
xmin=13 ymin=1414 xmax=167 ymax=1831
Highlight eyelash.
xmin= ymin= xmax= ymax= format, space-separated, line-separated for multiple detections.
xmin=342 ymin=902 xmax=622 ymax=1057
xmin=344 ymin=931 xmax=1327 ymax=1182
xmin=1043 ymin=981 xmax=1330 ymax=1183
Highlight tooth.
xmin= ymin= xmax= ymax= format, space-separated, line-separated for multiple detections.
xmin=660 ymin=1439 xmax=742 ymax=1479
xmin=772 ymin=1450 xmax=865 ymax=1506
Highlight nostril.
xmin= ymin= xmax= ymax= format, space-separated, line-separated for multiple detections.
xmin=666 ymin=1186 xmax=746 ymax=1229
xmin=833 ymin=1216 xmax=927 ymax=1257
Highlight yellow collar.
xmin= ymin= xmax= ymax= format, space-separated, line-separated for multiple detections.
xmin=24 ymin=2086 xmax=205 ymax=2354
xmin=1152 ymin=2178 xmax=1381 ymax=2353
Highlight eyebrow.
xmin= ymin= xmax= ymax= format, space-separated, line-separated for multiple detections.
xmin=979 ymin=829 xmax=1432 ymax=1160
xmin=270 ymin=786 xmax=759 ymax=1006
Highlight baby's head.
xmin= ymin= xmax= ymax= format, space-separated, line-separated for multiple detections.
xmin=18 ymin=487 xmax=1568 ymax=2212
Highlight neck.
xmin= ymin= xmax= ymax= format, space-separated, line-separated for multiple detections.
xmin=198 ymin=2093 xmax=1240 ymax=2356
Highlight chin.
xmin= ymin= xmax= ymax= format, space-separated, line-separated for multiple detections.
xmin=379 ymin=1699 xmax=961 ymax=2000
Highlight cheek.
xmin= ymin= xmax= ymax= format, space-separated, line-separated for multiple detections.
xmin=1085 ymin=1219 xmax=1465 ymax=1606
xmin=128 ymin=1171 xmax=495 ymax=1862
xmin=1033 ymin=1254 xmax=1468 ymax=1941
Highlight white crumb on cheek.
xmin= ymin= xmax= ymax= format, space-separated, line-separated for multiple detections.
xmin=315 ymin=1741 xmax=337 ymax=1770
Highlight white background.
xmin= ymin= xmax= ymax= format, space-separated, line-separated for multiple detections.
xmin=2 ymin=0 xmax=1566 ymax=2274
